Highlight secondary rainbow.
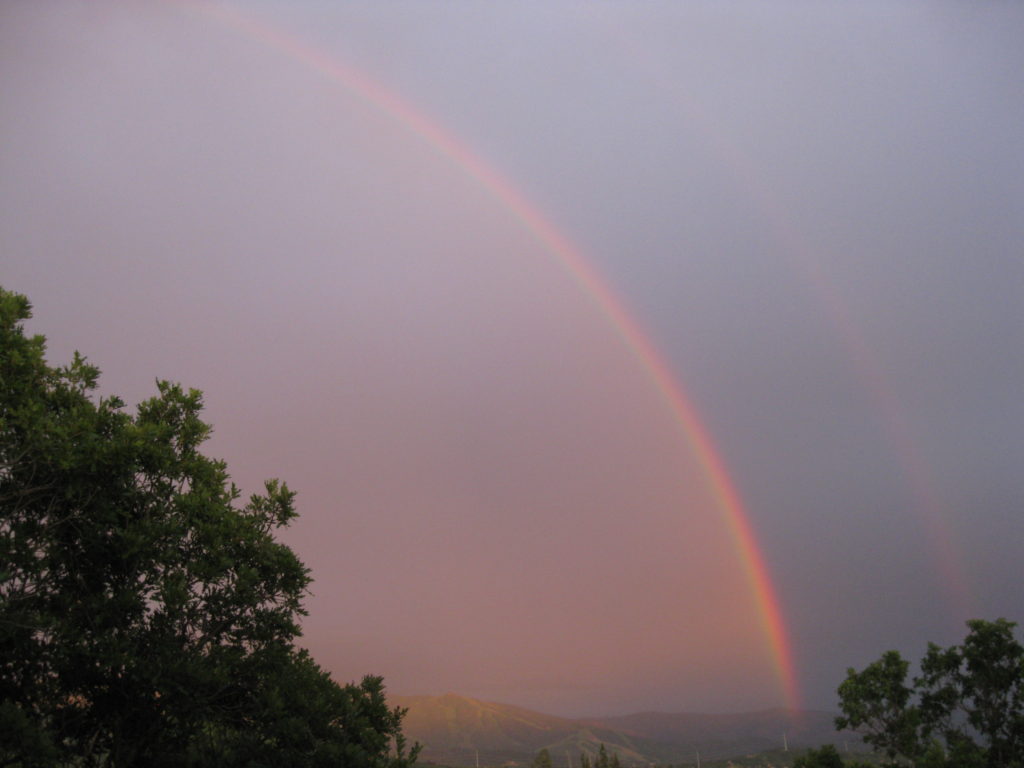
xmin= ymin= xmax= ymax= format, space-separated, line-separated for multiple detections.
xmin=605 ymin=38 xmax=972 ymax=619
xmin=185 ymin=1 xmax=802 ymax=711
xmin=649 ymin=75 xmax=973 ymax=618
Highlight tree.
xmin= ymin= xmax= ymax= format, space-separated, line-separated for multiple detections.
xmin=533 ymin=748 xmax=553 ymax=768
xmin=0 ymin=288 xmax=419 ymax=767
xmin=836 ymin=619 xmax=1024 ymax=768
xmin=835 ymin=650 xmax=923 ymax=765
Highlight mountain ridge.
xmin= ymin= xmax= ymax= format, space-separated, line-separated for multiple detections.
xmin=391 ymin=693 xmax=858 ymax=766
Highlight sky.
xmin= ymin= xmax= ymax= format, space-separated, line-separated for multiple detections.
xmin=2 ymin=0 xmax=1023 ymax=717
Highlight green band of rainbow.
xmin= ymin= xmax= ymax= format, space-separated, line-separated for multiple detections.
xmin=186 ymin=1 xmax=802 ymax=711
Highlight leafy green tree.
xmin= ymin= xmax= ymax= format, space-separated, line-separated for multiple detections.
xmin=836 ymin=619 xmax=1024 ymax=768
xmin=835 ymin=650 xmax=923 ymax=765
xmin=533 ymin=748 xmax=554 ymax=768
xmin=579 ymin=751 xmax=592 ymax=768
xmin=595 ymin=744 xmax=610 ymax=768
xmin=0 ymin=288 xmax=418 ymax=767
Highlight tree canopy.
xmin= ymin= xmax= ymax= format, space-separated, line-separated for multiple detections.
xmin=836 ymin=618 xmax=1024 ymax=768
xmin=0 ymin=287 xmax=418 ymax=767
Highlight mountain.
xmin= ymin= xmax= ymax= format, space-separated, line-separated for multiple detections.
xmin=391 ymin=694 xmax=653 ymax=767
xmin=391 ymin=694 xmax=859 ymax=766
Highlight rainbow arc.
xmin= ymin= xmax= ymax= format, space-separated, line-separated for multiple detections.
xmin=185 ymin=1 xmax=802 ymax=712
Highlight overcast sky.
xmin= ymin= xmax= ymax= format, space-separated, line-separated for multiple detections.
xmin=2 ymin=0 xmax=1022 ymax=716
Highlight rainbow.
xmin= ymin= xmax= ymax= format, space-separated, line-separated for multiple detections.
xmin=183 ymin=1 xmax=802 ymax=711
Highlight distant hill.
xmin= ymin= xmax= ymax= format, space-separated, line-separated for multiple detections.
xmin=390 ymin=694 xmax=859 ymax=766
xmin=583 ymin=709 xmax=855 ymax=763
xmin=391 ymin=693 xmax=651 ymax=767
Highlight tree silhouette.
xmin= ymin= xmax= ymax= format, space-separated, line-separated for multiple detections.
xmin=837 ymin=618 xmax=1024 ymax=768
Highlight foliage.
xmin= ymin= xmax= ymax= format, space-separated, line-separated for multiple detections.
xmin=590 ymin=743 xmax=620 ymax=768
xmin=0 ymin=287 xmax=419 ymax=767
xmin=578 ymin=744 xmax=620 ymax=768
xmin=836 ymin=619 xmax=1024 ymax=768
xmin=533 ymin=748 xmax=553 ymax=768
